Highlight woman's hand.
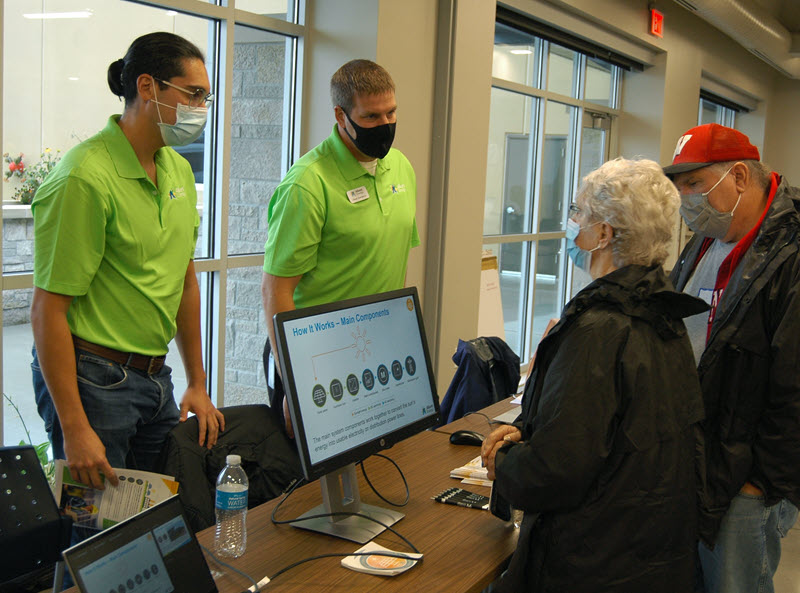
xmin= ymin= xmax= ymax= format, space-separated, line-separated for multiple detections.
xmin=481 ymin=425 xmax=522 ymax=480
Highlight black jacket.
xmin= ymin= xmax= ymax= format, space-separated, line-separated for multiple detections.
xmin=670 ymin=176 xmax=800 ymax=544
xmin=157 ymin=405 xmax=302 ymax=532
xmin=492 ymin=264 xmax=706 ymax=593
xmin=438 ymin=337 xmax=520 ymax=426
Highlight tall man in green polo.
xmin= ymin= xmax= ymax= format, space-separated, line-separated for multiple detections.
xmin=31 ymin=33 xmax=224 ymax=490
xmin=262 ymin=59 xmax=419 ymax=436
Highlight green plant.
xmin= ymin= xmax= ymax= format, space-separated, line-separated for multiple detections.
xmin=3 ymin=148 xmax=61 ymax=204
xmin=3 ymin=391 xmax=54 ymax=485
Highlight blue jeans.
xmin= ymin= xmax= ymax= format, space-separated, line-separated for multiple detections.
xmin=32 ymin=345 xmax=180 ymax=472
xmin=698 ymin=493 xmax=799 ymax=593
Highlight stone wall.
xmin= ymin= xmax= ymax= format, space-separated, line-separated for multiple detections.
xmin=223 ymin=40 xmax=286 ymax=405
xmin=3 ymin=213 xmax=34 ymax=325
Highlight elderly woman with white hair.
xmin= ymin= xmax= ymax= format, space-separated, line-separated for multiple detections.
xmin=481 ymin=157 xmax=708 ymax=593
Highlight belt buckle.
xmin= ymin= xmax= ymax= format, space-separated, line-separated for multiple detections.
xmin=146 ymin=357 xmax=159 ymax=375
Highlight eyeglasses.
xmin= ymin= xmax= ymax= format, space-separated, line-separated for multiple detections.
xmin=568 ymin=202 xmax=581 ymax=215
xmin=154 ymin=78 xmax=214 ymax=108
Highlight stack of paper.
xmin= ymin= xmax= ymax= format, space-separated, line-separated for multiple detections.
xmin=450 ymin=455 xmax=491 ymax=487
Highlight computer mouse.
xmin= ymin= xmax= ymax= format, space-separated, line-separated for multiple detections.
xmin=449 ymin=429 xmax=485 ymax=446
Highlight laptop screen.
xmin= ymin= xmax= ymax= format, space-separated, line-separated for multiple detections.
xmin=63 ymin=495 xmax=217 ymax=593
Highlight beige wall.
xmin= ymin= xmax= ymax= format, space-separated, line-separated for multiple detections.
xmin=365 ymin=0 xmax=800 ymax=391
xmin=764 ymin=77 xmax=800 ymax=181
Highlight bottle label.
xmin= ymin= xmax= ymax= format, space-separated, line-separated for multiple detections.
xmin=216 ymin=488 xmax=248 ymax=511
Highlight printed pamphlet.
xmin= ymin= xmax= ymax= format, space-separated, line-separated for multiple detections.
xmin=341 ymin=542 xmax=422 ymax=576
xmin=450 ymin=455 xmax=491 ymax=487
xmin=53 ymin=460 xmax=178 ymax=530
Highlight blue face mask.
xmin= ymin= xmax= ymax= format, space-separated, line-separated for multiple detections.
xmin=153 ymin=85 xmax=208 ymax=147
xmin=565 ymin=218 xmax=602 ymax=274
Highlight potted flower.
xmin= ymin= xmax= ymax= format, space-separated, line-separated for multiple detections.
xmin=3 ymin=148 xmax=61 ymax=205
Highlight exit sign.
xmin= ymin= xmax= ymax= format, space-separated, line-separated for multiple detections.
xmin=650 ymin=8 xmax=664 ymax=38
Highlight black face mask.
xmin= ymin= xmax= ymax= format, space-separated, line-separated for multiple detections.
xmin=342 ymin=110 xmax=396 ymax=159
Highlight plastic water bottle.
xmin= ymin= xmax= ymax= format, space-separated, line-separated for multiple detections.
xmin=215 ymin=454 xmax=248 ymax=558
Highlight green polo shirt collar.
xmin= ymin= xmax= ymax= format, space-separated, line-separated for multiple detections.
xmin=101 ymin=116 xmax=147 ymax=180
xmin=329 ymin=124 xmax=393 ymax=179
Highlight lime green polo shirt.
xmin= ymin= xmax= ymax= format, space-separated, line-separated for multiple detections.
xmin=263 ymin=125 xmax=420 ymax=308
xmin=32 ymin=116 xmax=199 ymax=356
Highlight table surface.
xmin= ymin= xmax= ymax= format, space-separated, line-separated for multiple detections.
xmin=200 ymin=398 xmax=519 ymax=593
xmin=61 ymin=399 xmax=520 ymax=593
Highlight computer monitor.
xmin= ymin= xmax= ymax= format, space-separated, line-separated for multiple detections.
xmin=273 ymin=287 xmax=440 ymax=543
xmin=62 ymin=495 xmax=217 ymax=593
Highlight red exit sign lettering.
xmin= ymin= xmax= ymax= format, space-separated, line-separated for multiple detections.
xmin=650 ymin=8 xmax=664 ymax=38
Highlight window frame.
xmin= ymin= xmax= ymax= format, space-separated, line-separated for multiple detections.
xmin=485 ymin=32 xmax=621 ymax=364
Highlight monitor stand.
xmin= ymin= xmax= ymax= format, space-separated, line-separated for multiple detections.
xmin=290 ymin=463 xmax=404 ymax=543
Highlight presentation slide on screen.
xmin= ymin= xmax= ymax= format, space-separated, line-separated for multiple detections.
xmin=283 ymin=295 xmax=437 ymax=465
xmin=79 ymin=532 xmax=173 ymax=593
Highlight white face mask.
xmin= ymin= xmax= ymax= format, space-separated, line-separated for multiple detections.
xmin=153 ymin=86 xmax=207 ymax=147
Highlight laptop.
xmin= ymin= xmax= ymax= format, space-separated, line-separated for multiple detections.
xmin=62 ymin=495 xmax=217 ymax=593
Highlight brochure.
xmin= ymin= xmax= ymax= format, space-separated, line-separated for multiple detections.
xmin=341 ymin=542 xmax=422 ymax=576
xmin=450 ymin=455 xmax=491 ymax=487
xmin=53 ymin=460 xmax=178 ymax=530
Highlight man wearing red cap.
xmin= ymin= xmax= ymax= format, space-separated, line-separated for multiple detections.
xmin=666 ymin=123 xmax=800 ymax=593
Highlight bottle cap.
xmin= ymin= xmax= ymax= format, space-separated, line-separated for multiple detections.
xmin=226 ymin=454 xmax=241 ymax=466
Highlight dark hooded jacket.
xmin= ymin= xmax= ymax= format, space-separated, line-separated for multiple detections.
xmin=670 ymin=176 xmax=800 ymax=544
xmin=492 ymin=264 xmax=706 ymax=593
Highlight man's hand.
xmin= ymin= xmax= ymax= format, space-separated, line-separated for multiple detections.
xmin=283 ymin=397 xmax=295 ymax=439
xmin=180 ymin=385 xmax=225 ymax=449
xmin=481 ymin=425 xmax=522 ymax=481
xmin=63 ymin=427 xmax=118 ymax=489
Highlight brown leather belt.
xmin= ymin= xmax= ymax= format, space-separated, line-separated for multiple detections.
xmin=72 ymin=336 xmax=166 ymax=375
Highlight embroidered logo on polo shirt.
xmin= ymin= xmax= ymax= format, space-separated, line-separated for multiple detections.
xmin=170 ymin=186 xmax=187 ymax=200
xmin=391 ymin=184 xmax=406 ymax=194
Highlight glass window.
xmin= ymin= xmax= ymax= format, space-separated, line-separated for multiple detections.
xmin=484 ymin=88 xmax=537 ymax=236
xmin=539 ymin=100 xmax=577 ymax=233
xmin=2 ymin=1 xmax=216 ymax=266
xmin=224 ymin=266 xmax=269 ymax=406
xmin=579 ymin=126 xmax=606 ymax=181
xmin=531 ymin=238 xmax=565 ymax=346
xmin=0 ymin=0 xmax=303 ymax=445
xmin=228 ymin=25 xmax=293 ymax=256
xmin=546 ymin=44 xmax=578 ymax=98
xmin=485 ymin=23 xmax=620 ymax=360
xmin=234 ymin=0 xmax=297 ymax=23
xmin=584 ymin=57 xmax=614 ymax=107
xmin=2 ymin=298 xmax=42 ymax=447
xmin=492 ymin=22 xmax=541 ymax=87
xmin=483 ymin=242 xmax=530 ymax=355
xmin=699 ymin=97 xmax=735 ymax=127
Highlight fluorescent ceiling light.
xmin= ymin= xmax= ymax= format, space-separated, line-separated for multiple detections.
xmin=165 ymin=10 xmax=178 ymax=16
xmin=23 ymin=11 xmax=93 ymax=19
xmin=68 ymin=77 xmax=80 ymax=81
xmin=510 ymin=49 xmax=533 ymax=55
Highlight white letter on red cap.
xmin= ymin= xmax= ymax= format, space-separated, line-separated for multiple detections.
xmin=673 ymin=134 xmax=692 ymax=159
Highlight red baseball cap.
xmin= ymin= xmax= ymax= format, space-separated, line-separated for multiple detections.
xmin=663 ymin=123 xmax=760 ymax=175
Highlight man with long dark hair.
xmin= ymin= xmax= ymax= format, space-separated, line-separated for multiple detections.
xmin=31 ymin=32 xmax=224 ymax=490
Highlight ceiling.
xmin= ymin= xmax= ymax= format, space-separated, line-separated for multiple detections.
xmin=754 ymin=0 xmax=800 ymax=32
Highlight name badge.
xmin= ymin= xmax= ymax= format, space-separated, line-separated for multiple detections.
xmin=347 ymin=186 xmax=370 ymax=204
